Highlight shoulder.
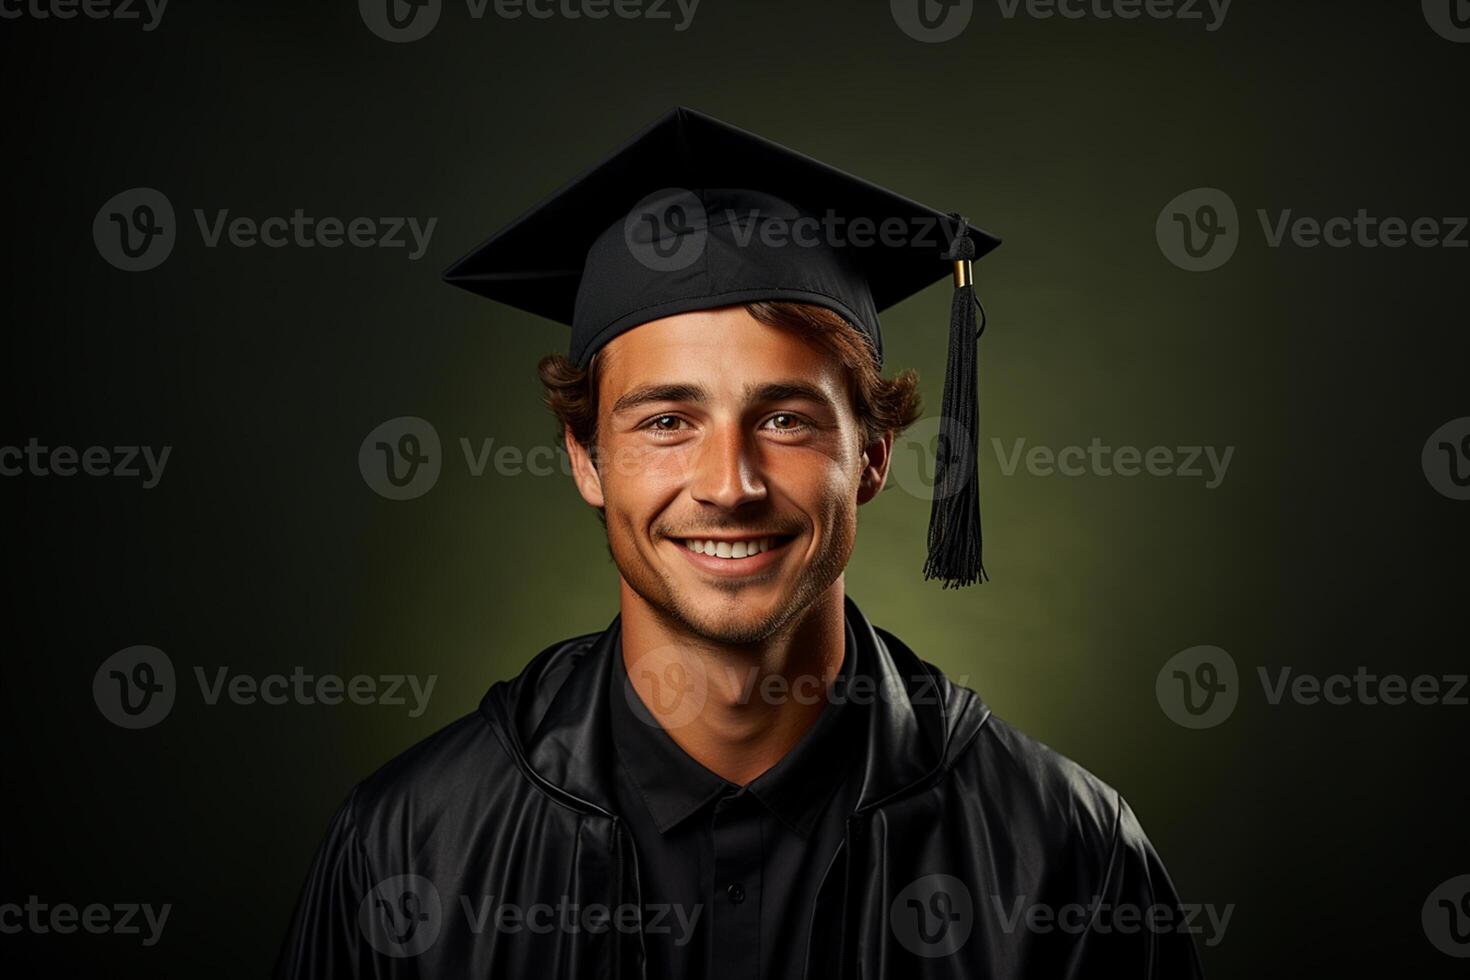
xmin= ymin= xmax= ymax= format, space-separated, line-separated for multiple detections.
xmin=864 ymin=620 xmax=1131 ymax=866
xmin=348 ymin=711 xmax=502 ymax=819
xmin=342 ymin=628 xmax=605 ymax=839
xmin=942 ymin=700 xmax=1138 ymax=872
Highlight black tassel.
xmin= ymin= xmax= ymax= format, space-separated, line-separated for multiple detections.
xmin=923 ymin=221 xmax=988 ymax=588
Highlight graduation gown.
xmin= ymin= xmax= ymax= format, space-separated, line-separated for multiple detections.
xmin=273 ymin=595 xmax=1205 ymax=979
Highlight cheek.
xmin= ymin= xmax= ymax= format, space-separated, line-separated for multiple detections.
xmin=600 ymin=442 xmax=688 ymax=504
xmin=779 ymin=452 xmax=858 ymax=515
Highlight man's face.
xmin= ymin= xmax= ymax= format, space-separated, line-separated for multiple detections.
xmin=567 ymin=306 xmax=891 ymax=644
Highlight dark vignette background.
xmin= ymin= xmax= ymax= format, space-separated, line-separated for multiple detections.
xmin=2 ymin=0 xmax=1466 ymax=975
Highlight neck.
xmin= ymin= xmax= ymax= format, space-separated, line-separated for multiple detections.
xmin=618 ymin=579 xmax=847 ymax=786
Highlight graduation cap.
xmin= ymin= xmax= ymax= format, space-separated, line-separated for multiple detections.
xmin=443 ymin=107 xmax=1000 ymax=588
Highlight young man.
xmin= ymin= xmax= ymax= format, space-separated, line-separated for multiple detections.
xmin=274 ymin=108 xmax=1205 ymax=979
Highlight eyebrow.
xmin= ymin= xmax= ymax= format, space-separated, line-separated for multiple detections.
xmin=610 ymin=380 xmax=838 ymax=418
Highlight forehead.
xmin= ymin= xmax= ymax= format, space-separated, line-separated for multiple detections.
xmin=597 ymin=306 xmax=845 ymax=399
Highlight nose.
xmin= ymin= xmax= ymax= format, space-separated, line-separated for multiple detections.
xmin=687 ymin=418 xmax=767 ymax=511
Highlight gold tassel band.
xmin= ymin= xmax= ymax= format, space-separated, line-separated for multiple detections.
xmin=953 ymin=259 xmax=973 ymax=288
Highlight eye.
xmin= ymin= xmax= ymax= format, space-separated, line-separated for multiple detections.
xmin=642 ymin=414 xmax=689 ymax=437
xmin=762 ymin=412 xmax=811 ymax=435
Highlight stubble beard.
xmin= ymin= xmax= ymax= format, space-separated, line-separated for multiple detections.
xmin=612 ymin=504 xmax=855 ymax=646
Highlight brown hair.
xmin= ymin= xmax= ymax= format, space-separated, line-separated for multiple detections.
xmin=537 ymin=302 xmax=922 ymax=516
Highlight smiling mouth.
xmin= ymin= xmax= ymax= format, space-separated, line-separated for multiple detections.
xmin=673 ymin=534 xmax=797 ymax=560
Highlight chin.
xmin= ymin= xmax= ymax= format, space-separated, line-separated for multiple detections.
xmin=682 ymin=609 xmax=787 ymax=646
xmin=652 ymin=579 xmax=777 ymax=636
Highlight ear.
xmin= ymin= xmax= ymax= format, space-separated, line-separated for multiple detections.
xmin=856 ymin=429 xmax=894 ymax=505
xmin=564 ymin=425 xmax=606 ymax=509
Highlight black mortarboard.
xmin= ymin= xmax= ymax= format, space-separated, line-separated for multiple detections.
xmin=443 ymin=107 xmax=1000 ymax=588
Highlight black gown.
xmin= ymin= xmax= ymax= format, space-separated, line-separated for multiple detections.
xmin=273 ymin=594 xmax=1205 ymax=979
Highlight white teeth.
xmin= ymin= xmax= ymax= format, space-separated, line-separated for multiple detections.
xmin=681 ymin=536 xmax=779 ymax=559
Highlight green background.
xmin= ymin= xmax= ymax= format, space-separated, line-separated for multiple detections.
xmin=2 ymin=0 xmax=1466 ymax=974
